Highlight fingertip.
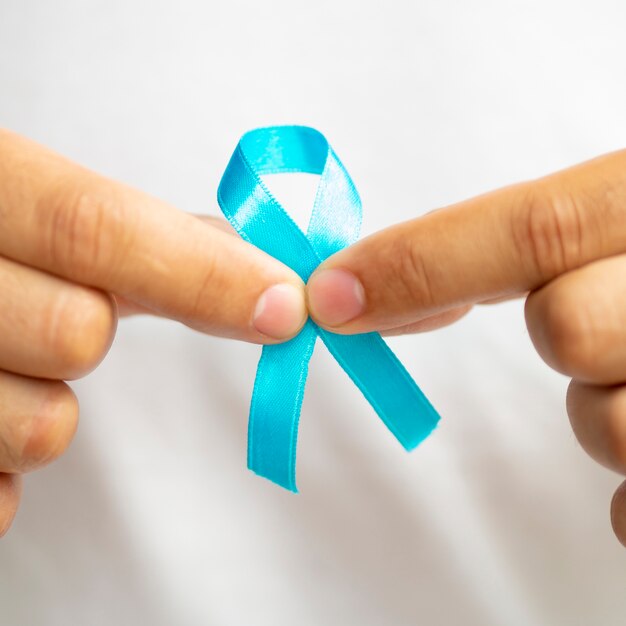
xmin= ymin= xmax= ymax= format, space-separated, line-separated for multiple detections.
xmin=253 ymin=283 xmax=307 ymax=341
xmin=307 ymin=268 xmax=365 ymax=329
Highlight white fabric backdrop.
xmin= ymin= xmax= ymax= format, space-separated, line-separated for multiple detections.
xmin=1 ymin=1 xmax=625 ymax=624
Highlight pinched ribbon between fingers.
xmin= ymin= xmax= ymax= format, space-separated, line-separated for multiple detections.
xmin=217 ymin=126 xmax=440 ymax=491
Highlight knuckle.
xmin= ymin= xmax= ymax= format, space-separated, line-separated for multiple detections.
xmin=45 ymin=288 xmax=117 ymax=379
xmin=40 ymin=177 xmax=134 ymax=281
xmin=513 ymin=181 xmax=585 ymax=281
xmin=19 ymin=382 xmax=79 ymax=472
xmin=567 ymin=383 xmax=626 ymax=474
xmin=188 ymin=248 xmax=223 ymax=325
xmin=529 ymin=284 xmax=596 ymax=376
xmin=382 ymin=231 xmax=436 ymax=311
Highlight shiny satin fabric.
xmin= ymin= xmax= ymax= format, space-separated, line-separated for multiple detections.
xmin=217 ymin=126 xmax=440 ymax=491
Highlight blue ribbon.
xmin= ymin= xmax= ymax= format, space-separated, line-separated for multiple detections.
xmin=217 ymin=126 xmax=440 ymax=491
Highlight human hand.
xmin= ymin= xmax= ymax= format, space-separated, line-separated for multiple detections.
xmin=306 ymin=150 xmax=626 ymax=546
xmin=0 ymin=129 xmax=306 ymax=536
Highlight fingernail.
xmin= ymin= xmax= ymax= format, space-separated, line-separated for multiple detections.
xmin=307 ymin=269 xmax=365 ymax=327
xmin=253 ymin=283 xmax=307 ymax=339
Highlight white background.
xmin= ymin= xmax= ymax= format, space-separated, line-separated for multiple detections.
xmin=1 ymin=1 xmax=626 ymax=624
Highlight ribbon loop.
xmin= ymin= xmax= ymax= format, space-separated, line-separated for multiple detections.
xmin=218 ymin=126 xmax=440 ymax=491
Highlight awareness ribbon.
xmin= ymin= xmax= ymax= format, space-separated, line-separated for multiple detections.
xmin=217 ymin=126 xmax=440 ymax=491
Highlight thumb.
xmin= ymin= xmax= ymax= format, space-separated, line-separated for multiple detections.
xmin=307 ymin=149 xmax=626 ymax=333
xmin=0 ymin=129 xmax=306 ymax=343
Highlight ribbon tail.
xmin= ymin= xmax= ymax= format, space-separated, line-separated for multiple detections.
xmin=247 ymin=321 xmax=318 ymax=492
xmin=318 ymin=328 xmax=440 ymax=450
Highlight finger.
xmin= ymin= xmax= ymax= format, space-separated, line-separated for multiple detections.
xmin=116 ymin=214 xmax=236 ymax=318
xmin=197 ymin=214 xmax=237 ymax=235
xmin=0 ymin=255 xmax=115 ymax=380
xmin=0 ymin=130 xmax=305 ymax=342
xmin=0 ymin=371 xmax=78 ymax=473
xmin=307 ymin=149 xmax=626 ymax=333
xmin=380 ymin=293 xmax=522 ymax=335
xmin=610 ymin=480 xmax=626 ymax=547
xmin=566 ymin=380 xmax=626 ymax=475
xmin=114 ymin=294 xmax=153 ymax=317
xmin=381 ymin=305 xmax=473 ymax=336
xmin=480 ymin=292 xmax=529 ymax=305
xmin=526 ymin=255 xmax=626 ymax=385
xmin=0 ymin=473 xmax=22 ymax=537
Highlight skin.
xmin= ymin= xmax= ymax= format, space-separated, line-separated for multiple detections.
xmin=5 ymin=129 xmax=626 ymax=549
xmin=0 ymin=129 xmax=308 ymax=536
xmin=306 ymin=148 xmax=626 ymax=547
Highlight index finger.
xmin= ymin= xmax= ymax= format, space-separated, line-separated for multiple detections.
xmin=307 ymin=149 xmax=626 ymax=333
xmin=0 ymin=130 xmax=306 ymax=342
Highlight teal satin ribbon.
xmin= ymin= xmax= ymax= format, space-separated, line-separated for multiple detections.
xmin=217 ymin=126 xmax=440 ymax=491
